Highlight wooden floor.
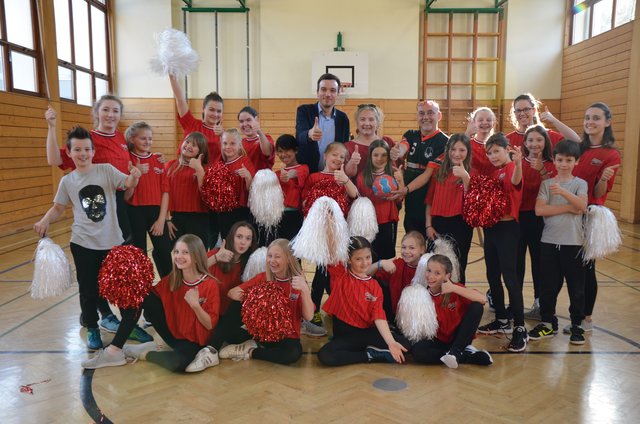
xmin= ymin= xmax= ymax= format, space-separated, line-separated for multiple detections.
xmin=2 ymin=219 xmax=640 ymax=423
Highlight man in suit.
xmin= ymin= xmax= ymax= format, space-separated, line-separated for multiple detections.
xmin=296 ymin=73 xmax=350 ymax=173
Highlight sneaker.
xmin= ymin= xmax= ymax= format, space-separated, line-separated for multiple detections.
xmin=141 ymin=318 xmax=153 ymax=329
xmin=462 ymin=345 xmax=493 ymax=366
xmin=301 ymin=320 xmax=327 ymax=337
xmin=366 ymin=346 xmax=395 ymax=363
xmin=81 ymin=348 xmax=126 ymax=369
xmin=87 ymin=328 xmax=103 ymax=350
xmin=98 ymin=314 xmax=120 ymax=333
xmin=219 ymin=339 xmax=257 ymax=360
xmin=524 ymin=299 xmax=541 ymax=321
xmin=122 ymin=342 xmax=157 ymax=360
xmin=128 ymin=325 xmax=154 ymax=343
xmin=185 ymin=346 xmax=220 ymax=372
xmin=570 ymin=325 xmax=586 ymax=345
xmin=507 ymin=326 xmax=528 ymax=352
xmin=477 ymin=319 xmax=512 ymax=335
xmin=311 ymin=312 xmax=323 ymax=326
xmin=562 ymin=320 xmax=593 ymax=334
xmin=440 ymin=349 xmax=463 ymax=369
xmin=528 ymin=323 xmax=557 ymax=340
xmin=486 ymin=290 xmax=494 ymax=312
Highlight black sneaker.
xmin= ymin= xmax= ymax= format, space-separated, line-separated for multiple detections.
xmin=366 ymin=346 xmax=395 ymax=363
xmin=569 ymin=325 xmax=586 ymax=345
xmin=440 ymin=349 xmax=463 ymax=369
xmin=507 ymin=326 xmax=528 ymax=352
xmin=477 ymin=319 xmax=512 ymax=335
xmin=462 ymin=345 xmax=493 ymax=366
xmin=528 ymin=323 xmax=557 ymax=340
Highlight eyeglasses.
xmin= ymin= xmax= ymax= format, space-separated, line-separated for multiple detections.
xmin=514 ymin=107 xmax=535 ymax=114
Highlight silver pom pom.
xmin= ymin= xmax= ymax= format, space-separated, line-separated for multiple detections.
xmin=347 ymin=196 xmax=378 ymax=242
xmin=395 ymin=283 xmax=439 ymax=343
xmin=583 ymin=205 xmax=622 ymax=261
xmin=31 ymin=238 xmax=75 ymax=299
xmin=411 ymin=253 xmax=434 ymax=288
xmin=149 ymin=28 xmax=200 ymax=77
xmin=433 ymin=237 xmax=461 ymax=282
xmin=249 ymin=169 xmax=285 ymax=235
xmin=241 ymin=247 xmax=268 ymax=282
xmin=290 ymin=196 xmax=350 ymax=266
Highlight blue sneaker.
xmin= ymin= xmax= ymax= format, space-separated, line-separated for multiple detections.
xmin=99 ymin=314 xmax=120 ymax=333
xmin=366 ymin=346 xmax=395 ymax=363
xmin=87 ymin=328 xmax=103 ymax=350
xmin=128 ymin=325 xmax=154 ymax=343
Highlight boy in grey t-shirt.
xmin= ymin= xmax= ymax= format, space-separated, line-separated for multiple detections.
xmin=528 ymin=140 xmax=588 ymax=345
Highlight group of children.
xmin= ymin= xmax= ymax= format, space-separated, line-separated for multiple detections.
xmin=35 ymin=87 xmax=620 ymax=372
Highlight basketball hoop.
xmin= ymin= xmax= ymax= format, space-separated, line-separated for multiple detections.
xmin=336 ymin=82 xmax=352 ymax=105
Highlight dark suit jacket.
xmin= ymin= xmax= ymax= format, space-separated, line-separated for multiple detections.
xmin=295 ymin=103 xmax=350 ymax=173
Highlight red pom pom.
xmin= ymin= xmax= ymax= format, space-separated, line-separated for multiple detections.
xmin=200 ymin=162 xmax=240 ymax=212
xmin=98 ymin=245 xmax=154 ymax=309
xmin=463 ymin=174 xmax=508 ymax=228
xmin=241 ymin=281 xmax=295 ymax=342
xmin=302 ymin=178 xmax=349 ymax=217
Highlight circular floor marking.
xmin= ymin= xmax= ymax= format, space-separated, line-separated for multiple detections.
xmin=372 ymin=378 xmax=408 ymax=391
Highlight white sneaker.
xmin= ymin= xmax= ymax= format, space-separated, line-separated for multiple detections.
xmin=300 ymin=320 xmax=327 ymax=337
xmin=122 ymin=342 xmax=158 ymax=360
xmin=219 ymin=339 xmax=257 ymax=361
xmin=562 ymin=320 xmax=593 ymax=334
xmin=524 ymin=299 xmax=541 ymax=321
xmin=81 ymin=348 xmax=127 ymax=369
xmin=185 ymin=346 xmax=219 ymax=372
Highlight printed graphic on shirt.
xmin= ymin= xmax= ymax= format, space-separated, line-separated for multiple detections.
xmin=79 ymin=185 xmax=107 ymax=222
xmin=364 ymin=292 xmax=378 ymax=302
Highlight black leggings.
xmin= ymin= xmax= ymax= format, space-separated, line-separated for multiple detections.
xmin=277 ymin=209 xmax=303 ymax=241
xmin=218 ymin=207 xmax=252 ymax=240
xmin=412 ymin=302 xmax=483 ymax=364
xmin=70 ymin=243 xmax=113 ymax=328
xmin=317 ymin=318 xmax=410 ymax=366
xmin=172 ymin=211 xmax=210 ymax=249
xmin=311 ymin=267 xmax=330 ymax=313
xmin=127 ymin=204 xmax=173 ymax=278
xmin=516 ymin=210 xmax=544 ymax=297
xmin=584 ymin=260 xmax=597 ymax=316
xmin=483 ymin=220 xmax=524 ymax=326
xmin=372 ymin=221 xmax=398 ymax=260
xmin=431 ymin=215 xmax=473 ymax=284
xmin=208 ymin=300 xmax=251 ymax=350
xmin=252 ymin=339 xmax=303 ymax=365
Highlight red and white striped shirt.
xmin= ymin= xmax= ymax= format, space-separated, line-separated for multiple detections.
xmin=127 ymin=151 xmax=169 ymax=206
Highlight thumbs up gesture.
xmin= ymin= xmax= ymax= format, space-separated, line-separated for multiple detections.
xmin=128 ymin=161 xmax=142 ymax=179
xmin=188 ymin=154 xmax=204 ymax=172
xmin=135 ymin=158 xmax=149 ymax=174
xmin=539 ymin=106 xmax=557 ymax=124
xmin=214 ymin=239 xmax=234 ymax=263
xmin=309 ymin=117 xmax=323 ymax=142
xmin=213 ymin=121 xmax=224 ymax=136
xmin=236 ymin=164 xmax=251 ymax=180
xmin=349 ymin=150 xmax=361 ymax=167
xmin=334 ymin=163 xmax=349 ymax=185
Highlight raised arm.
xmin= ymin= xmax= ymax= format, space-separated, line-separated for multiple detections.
xmin=45 ymin=106 xmax=63 ymax=166
xmin=540 ymin=106 xmax=580 ymax=142
xmin=169 ymin=74 xmax=190 ymax=118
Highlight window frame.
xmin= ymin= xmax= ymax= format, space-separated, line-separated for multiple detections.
xmin=569 ymin=0 xmax=637 ymax=45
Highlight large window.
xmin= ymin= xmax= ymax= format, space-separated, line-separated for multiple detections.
xmin=571 ymin=0 xmax=636 ymax=44
xmin=54 ymin=0 xmax=111 ymax=105
xmin=0 ymin=0 xmax=40 ymax=94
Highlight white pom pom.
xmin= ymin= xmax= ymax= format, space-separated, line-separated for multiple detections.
xmin=249 ymin=170 xmax=285 ymax=236
xmin=347 ymin=197 xmax=378 ymax=242
xmin=149 ymin=28 xmax=200 ymax=77
xmin=433 ymin=237 xmax=461 ymax=282
xmin=241 ymin=247 xmax=268 ymax=282
xmin=583 ymin=205 xmax=622 ymax=261
xmin=290 ymin=196 xmax=350 ymax=266
xmin=31 ymin=238 xmax=75 ymax=299
xmin=411 ymin=253 xmax=434 ymax=288
xmin=395 ymin=284 xmax=439 ymax=343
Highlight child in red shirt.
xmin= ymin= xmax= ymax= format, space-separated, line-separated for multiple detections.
xmin=412 ymin=254 xmax=492 ymax=368
xmin=465 ymin=107 xmax=497 ymax=177
xmin=317 ymin=236 xmax=410 ymax=366
xmin=274 ymin=134 xmax=309 ymax=241
xmin=237 ymin=106 xmax=275 ymax=171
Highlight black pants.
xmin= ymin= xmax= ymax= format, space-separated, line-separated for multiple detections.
xmin=403 ymin=214 xmax=427 ymax=240
xmin=584 ymin=260 xmax=597 ymax=316
xmin=70 ymin=243 xmax=113 ymax=328
xmin=311 ymin=267 xmax=330 ymax=313
xmin=251 ymin=212 xmax=277 ymax=248
xmin=539 ymin=243 xmax=586 ymax=327
xmin=317 ymin=318 xmax=411 ymax=366
xmin=431 ymin=215 xmax=473 ymax=284
xmin=116 ymin=190 xmax=132 ymax=242
xmin=252 ymin=338 xmax=303 ymax=365
xmin=172 ymin=211 xmax=210 ymax=248
xmin=127 ymin=204 xmax=173 ymax=278
xmin=277 ymin=209 xmax=304 ymax=242
xmin=208 ymin=300 xmax=251 ymax=350
xmin=484 ymin=220 xmax=524 ymax=326
xmin=208 ymin=211 xmax=220 ymax=249
xmin=372 ymin=221 xmax=398 ymax=260
xmin=412 ymin=302 xmax=483 ymax=364
xmin=218 ymin=207 xmax=251 ymax=240
xmin=517 ymin=211 xmax=544 ymax=297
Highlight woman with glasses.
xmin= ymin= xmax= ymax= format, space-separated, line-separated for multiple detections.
xmin=506 ymin=93 xmax=579 ymax=148
xmin=344 ymin=104 xmax=395 ymax=178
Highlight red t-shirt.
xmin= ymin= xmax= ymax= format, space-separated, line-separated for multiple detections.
xmin=224 ymin=156 xmax=256 ymax=208
xmin=355 ymin=173 xmax=399 ymax=225
xmin=323 ymin=264 xmax=386 ymax=328
xmin=345 ymin=136 xmax=395 ymax=177
xmin=152 ymin=274 xmax=220 ymax=346
xmin=207 ymin=248 xmax=242 ymax=315
xmin=177 ymin=111 xmax=222 ymax=163
xmin=239 ymin=272 xmax=303 ymax=339
xmin=470 ymin=138 xmax=495 ymax=177
xmin=493 ymin=161 xmax=523 ymax=221
xmin=165 ymin=159 xmax=208 ymax=213
xmin=276 ymin=164 xmax=309 ymax=209
xmin=302 ymin=171 xmax=350 ymax=216
xmin=60 ymin=129 xmax=130 ymax=174
xmin=573 ymin=146 xmax=620 ymax=205
xmin=127 ymin=151 xmax=169 ymax=206
xmin=242 ymin=134 xmax=275 ymax=171
xmin=375 ymin=258 xmax=417 ymax=314
xmin=425 ymin=164 xmax=465 ymax=217
xmin=520 ymin=158 xmax=556 ymax=211
xmin=506 ymin=129 xmax=564 ymax=149
xmin=430 ymin=286 xmax=470 ymax=344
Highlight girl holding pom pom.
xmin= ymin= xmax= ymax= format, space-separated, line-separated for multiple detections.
xmin=412 ymin=255 xmax=492 ymax=369
xmin=238 ymin=106 xmax=275 ymax=171
xmin=219 ymin=239 xmax=314 ymax=365
xmin=317 ymin=236 xmax=411 ymax=366
xmin=124 ymin=122 xmax=173 ymax=277
xmin=425 ymin=134 xmax=473 ymax=284
xmin=165 ymin=132 xmax=211 ymax=248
